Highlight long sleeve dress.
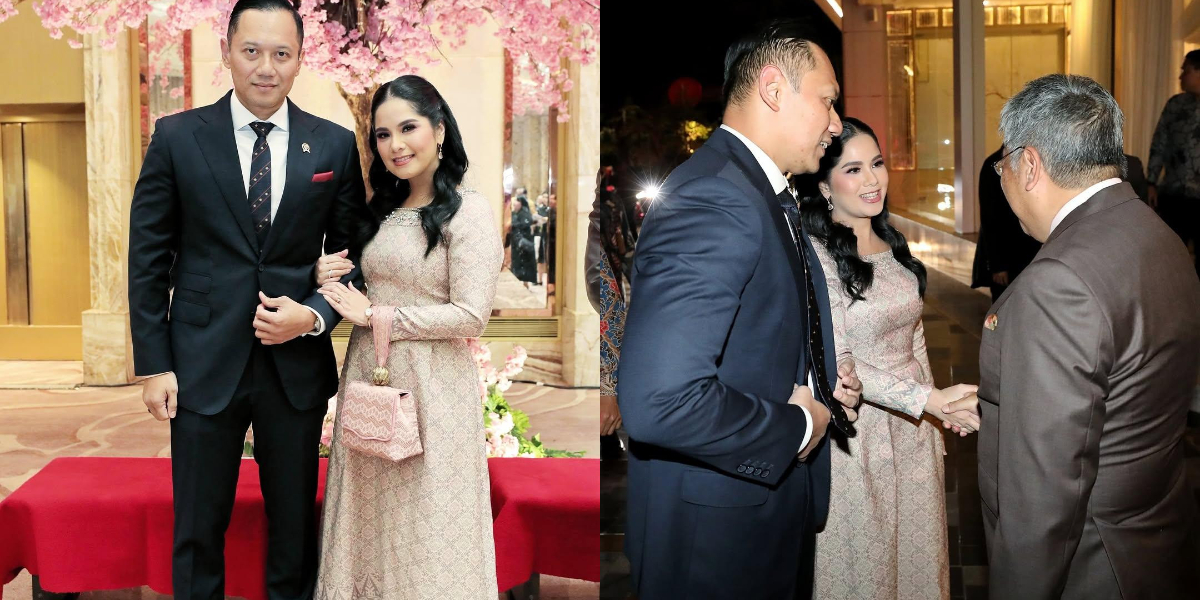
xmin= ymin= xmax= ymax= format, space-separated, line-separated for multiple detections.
xmin=812 ymin=244 xmax=950 ymax=600
xmin=315 ymin=189 xmax=502 ymax=599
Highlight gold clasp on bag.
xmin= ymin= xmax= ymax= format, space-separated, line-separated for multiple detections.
xmin=372 ymin=366 xmax=390 ymax=386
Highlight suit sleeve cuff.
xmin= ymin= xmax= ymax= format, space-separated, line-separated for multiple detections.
xmin=301 ymin=306 xmax=326 ymax=336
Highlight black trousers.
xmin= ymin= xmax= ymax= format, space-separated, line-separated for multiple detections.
xmin=1159 ymin=193 xmax=1199 ymax=277
xmin=170 ymin=344 xmax=325 ymax=600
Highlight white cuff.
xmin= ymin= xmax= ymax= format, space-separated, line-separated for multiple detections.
xmin=797 ymin=371 xmax=816 ymax=453
xmin=797 ymin=405 xmax=813 ymax=453
xmin=301 ymin=306 xmax=326 ymax=336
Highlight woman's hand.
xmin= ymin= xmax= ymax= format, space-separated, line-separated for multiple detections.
xmin=601 ymin=394 xmax=622 ymax=436
xmin=924 ymin=383 xmax=980 ymax=436
xmin=315 ymin=249 xmax=355 ymax=286
xmin=318 ymin=281 xmax=372 ymax=327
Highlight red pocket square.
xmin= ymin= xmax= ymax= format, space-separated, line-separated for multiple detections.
xmin=312 ymin=171 xmax=334 ymax=182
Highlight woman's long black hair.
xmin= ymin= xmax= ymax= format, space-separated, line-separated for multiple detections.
xmin=794 ymin=117 xmax=926 ymax=304
xmin=355 ymin=74 xmax=468 ymax=257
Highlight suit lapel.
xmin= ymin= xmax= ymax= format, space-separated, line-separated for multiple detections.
xmin=715 ymin=129 xmax=808 ymax=309
xmin=989 ymin=183 xmax=1137 ymax=316
xmin=801 ymin=228 xmax=838 ymax=387
xmin=1044 ymin=181 xmax=1137 ymax=246
xmin=261 ymin=100 xmax=319 ymax=258
xmin=193 ymin=91 xmax=259 ymax=254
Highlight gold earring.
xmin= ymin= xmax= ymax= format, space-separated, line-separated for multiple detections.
xmin=437 ymin=143 xmax=443 ymax=160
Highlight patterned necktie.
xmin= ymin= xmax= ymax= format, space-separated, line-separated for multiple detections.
xmin=248 ymin=121 xmax=275 ymax=247
xmin=777 ymin=190 xmax=854 ymax=436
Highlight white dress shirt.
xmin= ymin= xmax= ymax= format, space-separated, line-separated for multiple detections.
xmin=1050 ymin=178 xmax=1122 ymax=234
xmin=231 ymin=93 xmax=324 ymax=336
xmin=720 ymin=124 xmax=815 ymax=452
xmin=230 ymin=92 xmax=289 ymax=220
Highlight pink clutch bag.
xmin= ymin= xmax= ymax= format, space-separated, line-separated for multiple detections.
xmin=339 ymin=307 xmax=423 ymax=462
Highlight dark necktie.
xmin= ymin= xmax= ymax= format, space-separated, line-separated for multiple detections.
xmin=248 ymin=121 xmax=275 ymax=247
xmin=777 ymin=190 xmax=855 ymax=436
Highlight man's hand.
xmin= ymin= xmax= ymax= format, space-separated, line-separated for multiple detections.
xmin=1146 ymin=184 xmax=1158 ymax=209
xmin=941 ymin=392 xmax=981 ymax=437
xmin=789 ymin=385 xmax=830 ymax=460
xmin=142 ymin=372 xmax=178 ymax=421
xmin=601 ymin=394 xmax=622 ymax=436
xmin=254 ymin=292 xmax=317 ymax=345
xmin=833 ymin=358 xmax=862 ymax=422
xmin=991 ymin=271 xmax=1010 ymax=286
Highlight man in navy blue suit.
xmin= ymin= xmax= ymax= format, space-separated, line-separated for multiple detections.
xmin=617 ymin=21 xmax=864 ymax=600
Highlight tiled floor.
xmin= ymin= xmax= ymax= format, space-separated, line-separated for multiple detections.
xmin=599 ymin=268 xmax=1200 ymax=599
xmin=0 ymin=363 xmax=598 ymax=600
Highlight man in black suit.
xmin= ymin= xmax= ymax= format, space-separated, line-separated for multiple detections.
xmin=972 ymin=146 xmax=1042 ymax=299
xmin=127 ymin=2 xmax=368 ymax=598
xmin=617 ymin=22 xmax=862 ymax=600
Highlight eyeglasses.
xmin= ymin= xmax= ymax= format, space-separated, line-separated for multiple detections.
xmin=993 ymin=146 xmax=1025 ymax=176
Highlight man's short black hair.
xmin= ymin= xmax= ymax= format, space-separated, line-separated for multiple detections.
xmin=723 ymin=19 xmax=822 ymax=108
xmin=227 ymin=0 xmax=304 ymax=50
xmin=1186 ymin=49 xmax=1200 ymax=70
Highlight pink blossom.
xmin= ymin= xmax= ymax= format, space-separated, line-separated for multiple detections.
xmin=485 ymin=411 xmax=514 ymax=438
xmin=17 ymin=1 xmax=597 ymax=120
xmin=320 ymin=420 xmax=334 ymax=448
xmin=486 ymin=433 xmax=520 ymax=458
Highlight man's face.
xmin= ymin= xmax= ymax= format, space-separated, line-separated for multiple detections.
xmin=780 ymin=46 xmax=843 ymax=175
xmin=1180 ymin=62 xmax=1200 ymax=95
xmin=221 ymin=9 xmax=302 ymax=119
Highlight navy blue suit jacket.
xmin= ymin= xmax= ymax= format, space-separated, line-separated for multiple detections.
xmin=128 ymin=92 xmax=370 ymax=415
xmin=617 ymin=127 xmax=840 ymax=599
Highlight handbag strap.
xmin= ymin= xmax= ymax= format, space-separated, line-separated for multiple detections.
xmin=369 ymin=307 xmax=395 ymax=368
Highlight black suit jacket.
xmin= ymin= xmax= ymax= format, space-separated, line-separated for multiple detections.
xmin=617 ymin=127 xmax=838 ymax=599
xmin=128 ymin=91 xmax=368 ymax=415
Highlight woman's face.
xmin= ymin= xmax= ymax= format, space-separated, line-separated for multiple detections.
xmin=820 ymin=133 xmax=888 ymax=222
xmin=373 ymin=97 xmax=444 ymax=181
xmin=510 ymin=197 xmax=521 ymax=212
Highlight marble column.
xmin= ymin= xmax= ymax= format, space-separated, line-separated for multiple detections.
xmin=82 ymin=30 xmax=136 ymax=385
xmin=559 ymin=57 xmax=600 ymax=387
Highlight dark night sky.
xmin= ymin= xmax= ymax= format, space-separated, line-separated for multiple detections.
xmin=601 ymin=1 xmax=842 ymax=119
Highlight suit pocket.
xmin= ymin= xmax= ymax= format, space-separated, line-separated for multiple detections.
xmin=680 ymin=469 xmax=769 ymax=508
xmin=174 ymin=272 xmax=211 ymax=293
xmin=170 ymin=299 xmax=210 ymax=326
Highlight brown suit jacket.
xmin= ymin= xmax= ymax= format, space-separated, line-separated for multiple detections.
xmin=976 ymin=182 xmax=1200 ymax=599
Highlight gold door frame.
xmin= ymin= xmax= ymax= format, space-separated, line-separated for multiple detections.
xmin=0 ymin=104 xmax=88 ymax=359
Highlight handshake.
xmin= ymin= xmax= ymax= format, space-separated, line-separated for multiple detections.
xmin=787 ymin=357 xmax=982 ymax=461
xmin=931 ymin=386 xmax=981 ymax=437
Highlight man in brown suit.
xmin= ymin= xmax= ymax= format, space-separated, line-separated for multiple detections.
xmin=948 ymin=74 xmax=1200 ymax=598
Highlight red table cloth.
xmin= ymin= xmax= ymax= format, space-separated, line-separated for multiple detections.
xmin=0 ymin=456 xmax=599 ymax=598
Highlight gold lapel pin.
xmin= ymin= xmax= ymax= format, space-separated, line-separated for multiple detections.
xmin=301 ymin=142 xmax=311 ymax=153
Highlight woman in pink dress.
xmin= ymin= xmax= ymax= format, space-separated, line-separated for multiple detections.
xmin=312 ymin=75 xmax=501 ymax=599
xmin=795 ymin=117 xmax=977 ymax=599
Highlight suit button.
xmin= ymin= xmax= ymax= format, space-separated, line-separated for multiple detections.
xmin=258 ymin=265 xmax=264 ymax=272
xmin=737 ymin=466 xmax=746 ymax=473
xmin=761 ymin=470 xmax=770 ymax=478
xmin=753 ymin=468 xmax=761 ymax=475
